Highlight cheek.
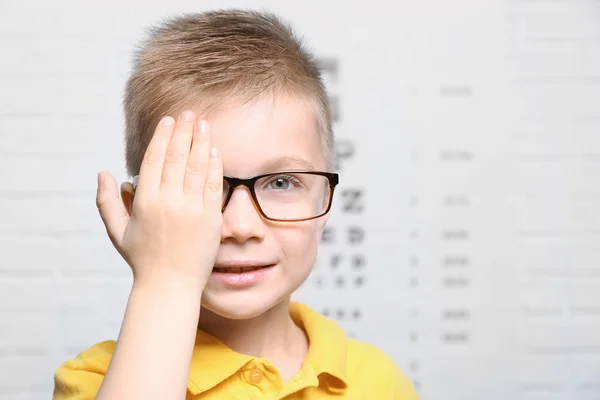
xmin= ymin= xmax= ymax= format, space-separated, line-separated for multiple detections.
xmin=276 ymin=222 xmax=321 ymax=268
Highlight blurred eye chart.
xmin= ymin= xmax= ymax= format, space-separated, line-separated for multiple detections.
xmin=1 ymin=1 xmax=599 ymax=399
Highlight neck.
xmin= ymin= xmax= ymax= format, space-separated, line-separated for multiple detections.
xmin=197 ymin=298 xmax=309 ymax=374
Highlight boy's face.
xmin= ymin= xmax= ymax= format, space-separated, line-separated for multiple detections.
xmin=198 ymin=93 xmax=328 ymax=319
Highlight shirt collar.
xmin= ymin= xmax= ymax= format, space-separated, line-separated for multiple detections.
xmin=289 ymin=302 xmax=349 ymax=391
xmin=187 ymin=330 xmax=252 ymax=394
xmin=186 ymin=301 xmax=349 ymax=395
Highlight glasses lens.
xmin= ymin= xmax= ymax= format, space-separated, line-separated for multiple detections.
xmin=254 ymin=172 xmax=331 ymax=220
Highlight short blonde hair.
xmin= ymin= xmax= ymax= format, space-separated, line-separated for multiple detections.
xmin=123 ymin=9 xmax=334 ymax=177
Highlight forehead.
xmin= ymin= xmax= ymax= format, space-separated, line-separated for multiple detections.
xmin=203 ymin=94 xmax=325 ymax=176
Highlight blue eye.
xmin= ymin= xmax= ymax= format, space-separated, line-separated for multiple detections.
xmin=264 ymin=175 xmax=302 ymax=191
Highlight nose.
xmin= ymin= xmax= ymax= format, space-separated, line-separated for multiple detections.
xmin=221 ymin=186 xmax=266 ymax=243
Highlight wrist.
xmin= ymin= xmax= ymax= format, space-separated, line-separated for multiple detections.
xmin=132 ymin=271 xmax=206 ymax=301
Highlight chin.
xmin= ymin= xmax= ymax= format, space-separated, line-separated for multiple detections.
xmin=200 ymin=288 xmax=290 ymax=320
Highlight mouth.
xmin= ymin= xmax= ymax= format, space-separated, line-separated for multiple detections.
xmin=212 ymin=260 xmax=276 ymax=274
xmin=209 ymin=262 xmax=276 ymax=287
xmin=212 ymin=265 xmax=273 ymax=274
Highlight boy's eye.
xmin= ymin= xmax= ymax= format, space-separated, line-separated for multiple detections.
xmin=268 ymin=178 xmax=290 ymax=190
xmin=262 ymin=175 xmax=302 ymax=191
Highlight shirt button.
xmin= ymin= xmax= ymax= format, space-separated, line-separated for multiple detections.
xmin=249 ymin=368 xmax=263 ymax=384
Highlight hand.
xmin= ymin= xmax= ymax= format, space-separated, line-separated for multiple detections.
xmin=95 ymin=111 xmax=223 ymax=289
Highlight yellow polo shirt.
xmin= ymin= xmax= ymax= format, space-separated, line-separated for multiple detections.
xmin=54 ymin=302 xmax=419 ymax=399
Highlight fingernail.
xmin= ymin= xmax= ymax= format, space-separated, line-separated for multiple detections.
xmin=162 ymin=116 xmax=175 ymax=126
xmin=210 ymin=147 xmax=218 ymax=158
xmin=200 ymin=120 xmax=209 ymax=135
xmin=97 ymin=172 xmax=104 ymax=186
xmin=182 ymin=110 xmax=194 ymax=121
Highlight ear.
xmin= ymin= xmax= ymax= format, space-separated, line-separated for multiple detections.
xmin=120 ymin=181 xmax=135 ymax=216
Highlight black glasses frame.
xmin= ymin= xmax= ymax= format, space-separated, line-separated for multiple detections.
xmin=222 ymin=170 xmax=339 ymax=222
xmin=131 ymin=170 xmax=340 ymax=222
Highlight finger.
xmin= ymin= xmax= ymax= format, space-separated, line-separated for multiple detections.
xmin=96 ymin=171 xmax=130 ymax=247
xmin=137 ymin=115 xmax=176 ymax=197
xmin=184 ymin=119 xmax=211 ymax=197
xmin=161 ymin=110 xmax=195 ymax=191
xmin=204 ymin=147 xmax=224 ymax=212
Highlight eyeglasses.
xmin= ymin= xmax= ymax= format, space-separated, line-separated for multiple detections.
xmin=131 ymin=170 xmax=339 ymax=222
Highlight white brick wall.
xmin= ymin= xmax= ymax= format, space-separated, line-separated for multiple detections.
xmin=1 ymin=1 xmax=599 ymax=399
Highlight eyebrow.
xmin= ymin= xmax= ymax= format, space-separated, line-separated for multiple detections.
xmin=262 ymin=156 xmax=316 ymax=171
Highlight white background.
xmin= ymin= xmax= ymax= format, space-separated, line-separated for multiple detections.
xmin=1 ymin=1 xmax=599 ymax=399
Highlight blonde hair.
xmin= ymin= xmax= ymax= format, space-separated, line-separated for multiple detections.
xmin=123 ymin=9 xmax=334 ymax=177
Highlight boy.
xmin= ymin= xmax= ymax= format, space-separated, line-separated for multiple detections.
xmin=53 ymin=9 xmax=419 ymax=400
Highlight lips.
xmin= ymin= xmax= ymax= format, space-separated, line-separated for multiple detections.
xmin=213 ymin=265 xmax=269 ymax=273
xmin=212 ymin=261 xmax=275 ymax=274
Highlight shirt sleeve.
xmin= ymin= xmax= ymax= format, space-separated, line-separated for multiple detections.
xmin=52 ymin=341 xmax=115 ymax=400
xmin=351 ymin=340 xmax=420 ymax=399
xmin=391 ymin=363 xmax=420 ymax=400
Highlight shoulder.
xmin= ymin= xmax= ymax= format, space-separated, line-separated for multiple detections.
xmin=346 ymin=338 xmax=398 ymax=372
xmin=53 ymin=340 xmax=115 ymax=400
xmin=346 ymin=339 xmax=420 ymax=399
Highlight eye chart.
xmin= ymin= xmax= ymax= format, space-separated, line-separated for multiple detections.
xmin=1 ymin=1 xmax=599 ymax=399
xmin=291 ymin=2 xmax=600 ymax=400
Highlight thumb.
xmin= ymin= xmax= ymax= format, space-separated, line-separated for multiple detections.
xmin=96 ymin=171 xmax=129 ymax=247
